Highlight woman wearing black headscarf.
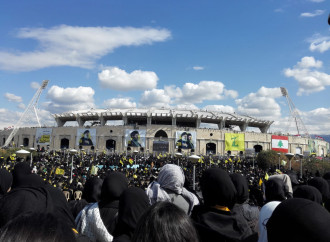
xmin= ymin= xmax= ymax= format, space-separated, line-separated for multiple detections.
xmin=308 ymin=177 xmax=330 ymax=204
xmin=191 ymin=168 xmax=256 ymax=242
xmin=0 ymin=168 xmax=13 ymax=199
xmin=293 ymin=185 xmax=323 ymax=205
xmin=267 ymin=198 xmax=330 ymax=242
xmin=76 ymin=172 xmax=128 ymax=241
xmin=230 ymin=173 xmax=259 ymax=234
xmin=113 ymin=187 xmax=150 ymax=242
xmin=70 ymin=177 xmax=103 ymax=218
xmin=0 ymin=173 xmax=51 ymax=228
xmin=11 ymin=162 xmax=31 ymax=189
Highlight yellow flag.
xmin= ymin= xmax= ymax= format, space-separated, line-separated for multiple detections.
xmin=55 ymin=168 xmax=65 ymax=175
xmin=120 ymin=160 xmax=124 ymax=166
xmin=225 ymin=133 xmax=245 ymax=151
xmin=265 ymin=173 xmax=269 ymax=181
xmin=259 ymin=178 xmax=263 ymax=187
xmin=225 ymin=160 xmax=228 ymax=164
xmin=129 ymin=158 xmax=134 ymax=165
xmin=133 ymin=174 xmax=137 ymax=179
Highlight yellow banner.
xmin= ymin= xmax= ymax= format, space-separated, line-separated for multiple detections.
xmin=225 ymin=133 xmax=245 ymax=151
xmin=55 ymin=168 xmax=65 ymax=175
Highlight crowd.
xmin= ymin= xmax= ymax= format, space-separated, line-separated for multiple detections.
xmin=0 ymin=149 xmax=330 ymax=241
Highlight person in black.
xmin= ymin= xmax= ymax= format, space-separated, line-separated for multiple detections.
xmin=191 ymin=168 xmax=257 ymax=242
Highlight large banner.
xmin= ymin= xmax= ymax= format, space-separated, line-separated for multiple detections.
xmin=125 ymin=129 xmax=146 ymax=147
xmin=153 ymin=141 xmax=169 ymax=152
xmin=225 ymin=133 xmax=245 ymax=151
xmin=175 ymin=131 xmax=196 ymax=150
xmin=76 ymin=128 xmax=96 ymax=146
xmin=308 ymin=139 xmax=318 ymax=154
xmin=35 ymin=128 xmax=52 ymax=145
xmin=272 ymin=135 xmax=288 ymax=153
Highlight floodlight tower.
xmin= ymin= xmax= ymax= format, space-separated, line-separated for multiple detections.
xmin=3 ymin=80 xmax=49 ymax=147
xmin=280 ymin=87 xmax=310 ymax=138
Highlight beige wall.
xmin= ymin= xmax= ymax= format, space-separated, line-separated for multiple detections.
xmin=0 ymin=125 xmax=329 ymax=156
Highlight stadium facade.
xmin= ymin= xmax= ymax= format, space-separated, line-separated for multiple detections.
xmin=0 ymin=108 xmax=329 ymax=157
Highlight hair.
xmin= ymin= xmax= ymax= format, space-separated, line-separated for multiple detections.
xmin=132 ymin=202 xmax=199 ymax=242
xmin=0 ymin=212 xmax=76 ymax=242
xmin=131 ymin=130 xmax=139 ymax=138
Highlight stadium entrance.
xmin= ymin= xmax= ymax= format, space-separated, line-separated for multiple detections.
xmin=60 ymin=138 xmax=69 ymax=149
xmin=106 ymin=139 xmax=116 ymax=151
xmin=206 ymin=142 xmax=216 ymax=155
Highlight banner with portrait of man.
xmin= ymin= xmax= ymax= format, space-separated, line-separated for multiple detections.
xmin=35 ymin=128 xmax=52 ymax=145
xmin=76 ymin=128 xmax=96 ymax=146
xmin=125 ymin=129 xmax=146 ymax=148
xmin=175 ymin=131 xmax=196 ymax=150
xmin=308 ymin=139 xmax=318 ymax=154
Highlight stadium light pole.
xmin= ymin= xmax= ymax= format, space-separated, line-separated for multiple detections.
xmin=70 ymin=149 xmax=77 ymax=183
xmin=29 ymin=147 xmax=35 ymax=167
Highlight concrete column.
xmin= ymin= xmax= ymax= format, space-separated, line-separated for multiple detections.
xmin=239 ymin=122 xmax=248 ymax=132
xmin=100 ymin=116 xmax=106 ymax=126
xmin=55 ymin=118 xmax=66 ymax=127
xmin=147 ymin=117 xmax=152 ymax=125
xmin=196 ymin=118 xmax=201 ymax=128
xmin=172 ymin=117 xmax=176 ymax=126
xmin=76 ymin=117 xmax=85 ymax=127
xmin=260 ymin=125 xmax=270 ymax=133
xmin=122 ymin=116 xmax=128 ymax=125
xmin=217 ymin=119 xmax=225 ymax=129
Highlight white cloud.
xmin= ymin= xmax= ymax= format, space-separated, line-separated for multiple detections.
xmin=309 ymin=35 xmax=330 ymax=53
xmin=103 ymin=98 xmax=136 ymax=109
xmin=165 ymin=81 xmax=238 ymax=104
xmin=302 ymin=107 xmax=330 ymax=134
xmin=176 ymin=104 xmax=199 ymax=110
xmin=140 ymin=89 xmax=171 ymax=108
xmin=4 ymin=93 xmax=23 ymax=103
xmin=203 ymin=105 xmax=236 ymax=113
xmin=0 ymin=25 xmax=171 ymax=71
xmin=98 ymin=66 xmax=158 ymax=91
xmin=235 ymin=86 xmax=282 ymax=121
xmin=0 ymin=108 xmax=54 ymax=130
xmin=30 ymin=82 xmax=41 ymax=89
xmin=17 ymin=103 xmax=26 ymax=110
xmin=193 ymin=66 xmax=204 ymax=71
xmin=44 ymin=85 xmax=95 ymax=113
xmin=300 ymin=10 xmax=325 ymax=17
xmin=284 ymin=56 xmax=330 ymax=95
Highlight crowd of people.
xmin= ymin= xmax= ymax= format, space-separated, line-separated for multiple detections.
xmin=0 ymin=149 xmax=330 ymax=241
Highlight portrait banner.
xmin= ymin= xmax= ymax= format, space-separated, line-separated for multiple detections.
xmin=225 ymin=133 xmax=245 ymax=151
xmin=35 ymin=128 xmax=52 ymax=145
xmin=175 ymin=131 xmax=196 ymax=150
xmin=76 ymin=129 xmax=96 ymax=146
xmin=308 ymin=139 xmax=318 ymax=154
xmin=125 ymin=129 xmax=146 ymax=148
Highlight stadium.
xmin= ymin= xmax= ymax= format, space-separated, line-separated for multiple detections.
xmin=0 ymin=107 xmax=329 ymax=157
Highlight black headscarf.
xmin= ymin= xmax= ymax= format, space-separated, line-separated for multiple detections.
xmin=267 ymin=198 xmax=330 ymax=242
xmin=265 ymin=179 xmax=286 ymax=202
xmin=113 ymin=187 xmax=150 ymax=242
xmin=308 ymin=177 xmax=330 ymax=203
xmin=200 ymin=168 xmax=237 ymax=209
xmin=230 ymin=173 xmax=249 ymax=204
xmin=293 ymin=185 xmax=322 ymax=205
xmin=0 ymin=169 xmax=13 ymax=197
xmin=11 ymin=162 xmax=31 ymax=189
xmin=100 ymin=172 xmax=128 ymax=204
xmin=82 ymin=177 xmax=103 ymax=203
xmin=0 ymin=174 xmax=52 ymax=228
xmin=99 ymin=172 xmax=128 ymax=235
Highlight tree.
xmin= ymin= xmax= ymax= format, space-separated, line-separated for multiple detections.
xmin=256 ymin=150 xmax=281 ymax=171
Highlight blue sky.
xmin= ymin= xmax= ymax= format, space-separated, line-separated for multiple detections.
xmin=0 ymin=0 xmax=329 ymax=134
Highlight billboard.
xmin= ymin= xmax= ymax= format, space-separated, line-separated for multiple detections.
xmin=271 ymin=135 xmax=288 ymax=153
xmin=76 ymin=128 xmax=96 ymax=146
xmin=175 ymin=131 xmax=196 ymax=150
xmin=125 ymin=129 xmax=146 ymax=147
xmin=308 ymin=139 xmax=318 ymax=154
xmin=153 ymin=141 xmax=169 ymax=152
xmin=225 ymin=133 xmax=245 ymax=151
xmin=35 ymin=128 xmax=52 ymax=145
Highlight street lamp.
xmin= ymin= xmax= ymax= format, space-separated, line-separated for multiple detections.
xmin=189 ymin=155 xmax=200 ymax=191
xmin=69 ymin=149 xmax=78 ymax=183
xmin=175 ymin=152 xmax=182 ymax=166
xmin=29 ymin=147 xmax=35 ymax=167
xmin=285 ymin=153 xmax=295 ymax=170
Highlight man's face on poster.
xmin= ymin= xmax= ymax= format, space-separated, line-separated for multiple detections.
xmin=133 ymin=133 xmax=139 ymax=141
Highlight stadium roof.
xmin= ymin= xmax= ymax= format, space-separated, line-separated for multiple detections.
xmin=53 ymin=108 xmax=273 ymax=133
